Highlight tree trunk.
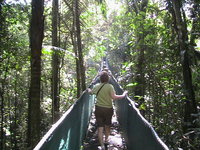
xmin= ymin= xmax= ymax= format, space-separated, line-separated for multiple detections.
xmin=135 ymin=42 xmax=145 ymax=105
xmin=0 ymin=87 xmax=4 ymax=150
xmin=75 ymin=0 xmax=86 ymax=92
xmin=0 ymin=51 xmax=10 ymax=150
xmin=68 ymin=0 xmax=81 ymax=98
xmin=52 ymin=0 xmax=60 ymax=123
xmin=0 ymin=1 xmax=4 ymax=58
xmin=171 ymin=0 xmax=197 ymax=132
xmin=14 ymin=72 xmax=17 ymax=150
xmin=28 ymin=0 xmax=44 ymax=149
xmin=189 ymin=1 xmax=200 ymax=46
xmin=132 ymin=0 xmax=148 ymax=113
xmin=75 ymin=48 xmax=81 ymax=98
xmin=0 ymin=2 xmax=4 ymax=150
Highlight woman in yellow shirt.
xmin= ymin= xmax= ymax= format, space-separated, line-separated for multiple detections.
xmin=88 ymin=71 xmax=127 ymax=150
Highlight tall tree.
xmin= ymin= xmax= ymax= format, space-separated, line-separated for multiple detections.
xmin=52 ymin=0 xmax=60 ymax=122
xmin=130 ymin=0 xmax=148 ymax=111
xmin=28 ymin=0 xmax=44 ymax=149
xmin=170 ymin=0 xmax=197 ymax=132
xmin=63 ymin=0 xmax=82 ymax=98
xmin=75 ymin=0 xmax=86 ymax=92
xmin=0 ymin=1 xmax=6 ymax=149
xmin=73 ymin=31 xmax=82 ymax=98
xmin=0 ymin=2 xmax=3 ymax=150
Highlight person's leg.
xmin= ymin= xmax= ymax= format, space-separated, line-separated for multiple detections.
xmin=95 ymin=106 xmax=105 ymax=149
xmin=104 ymin=108 xmax=113 ymax=143
xmin=104 ymin=125 xmax=110 ymax=143
xmin=98 ymin=127 xmax=105 ymax=149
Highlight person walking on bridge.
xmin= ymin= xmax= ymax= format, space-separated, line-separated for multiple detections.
xmin=87 ymin=71 xmax=127 ymax=150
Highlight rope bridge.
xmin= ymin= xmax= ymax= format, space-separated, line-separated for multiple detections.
xmin=34 ymin=61 xmax=169 ymax=150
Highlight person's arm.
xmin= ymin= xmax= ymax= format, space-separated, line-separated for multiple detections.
xmin=87 ymin=84 xmax=99 ymax=94
xmin=111 ymin=91 xmax=128 ymax=100
xmin=87 ymin=88 xmax=92 ymax=94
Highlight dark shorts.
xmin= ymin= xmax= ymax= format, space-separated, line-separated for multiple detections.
xmin=95 ymin=105 xmax=113 ymax=127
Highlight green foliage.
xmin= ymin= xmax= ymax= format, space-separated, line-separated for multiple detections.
xmin=126 ymin=82 xmax=138 ymax=87
xmin=42 ymin=47 xmax=53 ymax=55
xmin=0 ymin=3 xmax=30 ymax=150
xmin=94 ymin=0 xmax=107 ymax=18
xmin=86 ymin=67 xmax=98 ymax=84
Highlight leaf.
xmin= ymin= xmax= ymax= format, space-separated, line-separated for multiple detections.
xmin=126 ymin=82 xmax=138 ymax=87
xmin=139 ymin=103 xmax=146 ymax=110
xmin=42 ymin=47 xmax=53 ymax=55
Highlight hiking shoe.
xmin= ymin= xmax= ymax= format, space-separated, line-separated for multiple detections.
xmin=98 ymin=145 xmax=105 ymax=150
xmin=104 ymin=138 xmax=110 ymax=145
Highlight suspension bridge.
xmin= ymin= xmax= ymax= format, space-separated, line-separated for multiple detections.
xmin=33 ymin=59 xmax=169 ymax=150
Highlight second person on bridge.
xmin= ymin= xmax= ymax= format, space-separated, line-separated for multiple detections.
xmin=87 ymin=71 xmax=127 ymax=150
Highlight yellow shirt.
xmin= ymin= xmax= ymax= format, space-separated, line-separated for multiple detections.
xmin=91 ymin=83 xmax=115 ymax=108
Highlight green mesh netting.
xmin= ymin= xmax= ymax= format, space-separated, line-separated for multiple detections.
xmin=110 ymin=77 xmax=169 ymax=150
xmin=34 ymin=92 xmax=95 ymax=150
